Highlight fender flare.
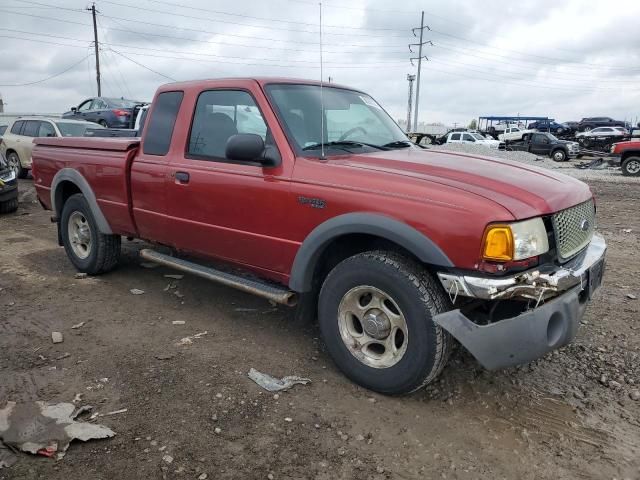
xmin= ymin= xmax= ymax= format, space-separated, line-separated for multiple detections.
xmin=288 ymin=213 xmax=454 ymax=292
xmin=51 ymin=168 xmax=113 ymax=234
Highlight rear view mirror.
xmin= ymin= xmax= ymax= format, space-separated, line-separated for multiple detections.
xmin=225 ymin=134 xmax=280 ymax=167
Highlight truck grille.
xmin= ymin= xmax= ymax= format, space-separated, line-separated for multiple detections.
xmin=551 ymin=200 xmax=595 ymax=261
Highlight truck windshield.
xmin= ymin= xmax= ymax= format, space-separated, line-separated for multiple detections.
xmin=265 ymin=84 xmax=409 ymax=155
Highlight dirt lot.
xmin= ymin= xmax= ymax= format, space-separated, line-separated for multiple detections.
xmin=1 ymin=179 xmax=639 ymax=480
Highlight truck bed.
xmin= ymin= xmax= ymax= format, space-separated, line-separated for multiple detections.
xmin=32 ymin=137 xmax=140 ymax=235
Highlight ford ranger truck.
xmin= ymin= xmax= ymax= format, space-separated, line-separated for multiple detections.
xmin=31 ymin=78 xmax=606 ymax=395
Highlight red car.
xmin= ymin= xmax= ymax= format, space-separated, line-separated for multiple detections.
xmin=610 ymin=140 xmax=640 ymax=176
xmin=31 ymin=78 xmax=606 ymax=394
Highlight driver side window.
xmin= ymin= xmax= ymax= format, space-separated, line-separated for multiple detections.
xmin=78 ymin=100 xmax=93 ymax=112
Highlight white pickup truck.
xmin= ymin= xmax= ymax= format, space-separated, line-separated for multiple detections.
xmin=498 ymin=127 xmax=534 ymax=142
xmin=445 ymin=131 xmax=505 ymax=150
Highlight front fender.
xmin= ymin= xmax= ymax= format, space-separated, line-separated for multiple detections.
xmin=288 ymin=213 xmax=453 ymax=292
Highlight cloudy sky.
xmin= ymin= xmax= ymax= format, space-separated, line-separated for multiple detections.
xmin=1 ymin=0 xmax=639 ymax=127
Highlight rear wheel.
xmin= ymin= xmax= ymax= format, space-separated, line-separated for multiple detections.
xmin=622 ymin=156 xmax=640 ymax=176
xmin=318 ymin=251 xmax=452 ymax=395
xmin=60 ymin=194 xmax=121 ymax=274
xmin=98 ymin=120 xmax=108 ymax=127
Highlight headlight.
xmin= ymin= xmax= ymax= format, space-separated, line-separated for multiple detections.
xmin=610 ymin=145 xmax=616 ymax=153
xmin=482 ymin=218 xmax=549 ymax=261
xmin=0 ymin=169 xmax=16 ymax=182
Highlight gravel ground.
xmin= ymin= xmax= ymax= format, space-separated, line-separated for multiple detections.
xmin=1 ymin=180 xmax=638 ymax=479
xmin=431 ymin=143 xmax=640 ymax=183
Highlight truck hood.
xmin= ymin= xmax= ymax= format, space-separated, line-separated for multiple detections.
xmin=330 ymin=147 xmax=592 ymax=219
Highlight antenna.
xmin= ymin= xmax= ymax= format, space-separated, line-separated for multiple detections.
xmin=319 ymin=2 xmax=326 ymax=160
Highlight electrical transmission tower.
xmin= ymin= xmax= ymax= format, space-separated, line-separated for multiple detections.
xmin=406 ymin=74 xmax=415 ymax=132
xmin=409 ymin=11 xmax=432 ymax=132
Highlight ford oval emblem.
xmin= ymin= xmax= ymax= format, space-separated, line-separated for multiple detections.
xmin=580 ymin=219 xmax=590 ymax=232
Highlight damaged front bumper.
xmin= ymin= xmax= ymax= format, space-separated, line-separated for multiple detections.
xmin=434 ymin=233 xmax=606 ymax=370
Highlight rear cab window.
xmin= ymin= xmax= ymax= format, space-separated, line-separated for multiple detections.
xmin=143 ymin=91 xmax=184 ymax=156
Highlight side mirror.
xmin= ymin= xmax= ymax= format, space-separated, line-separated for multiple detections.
xmin=71 ymin=107 xmax=77 ymax=112
xmin=225 ymin=134 xmax=280 ymax=167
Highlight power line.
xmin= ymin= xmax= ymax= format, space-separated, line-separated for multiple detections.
xmin=98 ymin=0 xmax=408 ymax=38
xmin=109 ymin=49 xmax=176 ymax=81
xmin=0 ymin=54 xmax=90 ymax=86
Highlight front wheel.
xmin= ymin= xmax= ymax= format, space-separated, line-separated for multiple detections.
xmin=60 ymin=193 xmax=121 ymax=274
xmin=622 ymin=156 xmax=640 ymax=176
xmin=98 ymin=120 xmax=108 ymax=128
xmin=318 ymin=251 xmax=452 ymax=395
xmin=551 ymin=149 xmax=567 ymax=162
xmin=0 ymin=197 xmax=18 ymax=214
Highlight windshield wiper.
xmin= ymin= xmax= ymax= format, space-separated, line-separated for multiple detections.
xmin=302 ymin=141 xmax=388 ymax=151
xmin=381 ymin=140 xmax=413 ymax=149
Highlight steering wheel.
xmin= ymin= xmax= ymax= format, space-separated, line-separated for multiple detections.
xmin=338 ymin=126 xmax=368 ymax=141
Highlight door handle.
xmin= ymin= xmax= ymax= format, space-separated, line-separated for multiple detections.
xmin=174 ymin=171 xmax=190 ymax=184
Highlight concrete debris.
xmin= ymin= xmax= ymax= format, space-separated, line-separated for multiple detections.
xmin=626 ymin=293 xmax=637 ymax=300
xmin=89 ymin=409 xmax=127 ymax=420
xmin=164 ymin=274 xmax=184 ymax=280
xmin=176 ymin=331 xmax=208 ymax=346
xmin=74 ymin=273 xmax=88 ymax=279
xmin=247 ymin=368 xmax=311 ymax=392
xmin=0 ymin=402 xmax=115 ymax=461
xmin=55 ymin=353 xmax=70 ymax=360
xmin=130 ymin=289 xmax=145 ymax=295
xmin=630 ymin=390 xmax=640 ymax=401
xmin=623 ymin=229 xmax=632 ymax=233
xmin=71 ymin=322 xmax=85 ymax=329
xmin=154 ymin=353 xmax=175 ymax=360
xmin=162 ymin=454 xmax=173 ymax=464
xmin=51 ymin=332 xmax=63 ymax=344
xmin=172 ymin=320 xmax=186 ymax=325
xmin=72 ymin=393 xmax=83 ymax=404
xmin=198 ymin=474 xmax=208 ymax=480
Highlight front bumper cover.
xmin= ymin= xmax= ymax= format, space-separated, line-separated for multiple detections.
xmin=434 ymin=234 xmax=606 ymax=370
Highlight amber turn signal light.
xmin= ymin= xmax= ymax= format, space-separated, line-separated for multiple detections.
xmin=482 ymin=225 xmax=514 ymax=261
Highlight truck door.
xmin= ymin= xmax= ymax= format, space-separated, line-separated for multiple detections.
xmin=164 ymin=86 xmax=293 ymax=276
xmin=130 ymin=90 xmax=184 ymax=245
xmin=530 ymin=134 xmax=550 ymax=155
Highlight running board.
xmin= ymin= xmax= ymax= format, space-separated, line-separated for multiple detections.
xmin=139 ymin=249 xmax=297 ymax=307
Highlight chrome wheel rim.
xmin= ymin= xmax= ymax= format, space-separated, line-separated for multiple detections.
xmin=7 ymin=154 xmax=20 ymax=176
xmin=68 ymin=211 xmax=92 ymax=259
xmin=626 ymin=160 xmax=640 ymax=174
xmin=337 ymin=286 xmax=408 ymax=369
xmin=553 ymin=151 xmax=565 ymax=161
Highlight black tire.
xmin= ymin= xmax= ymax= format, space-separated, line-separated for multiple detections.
xmin=60 ymin=193 xmax=121 ymax=274
xmin=98 ymin=120 xmax=108 ymax=127
xmin=621 ymin=156 xmax=640 ymax=176
xmin=318 ymin=251 xmax=452 ymax=395
xmin=6 ymin=152 xmax=28 ymax=179
xmin=551 ymin=148 xmax=567 ymax=162
xmin=0 ymin=197 xmax=18 ymax=214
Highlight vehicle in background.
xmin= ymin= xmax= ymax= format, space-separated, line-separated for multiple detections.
xmin=0 ymin=151 xmax=18 ymax=214
xmin=497 ymin=127 xmax=534 ymax=142
xmin=478 ymin=116 xmax=553 ymax=139
xmin=562 ymin=121 xmax=580 ymax=132
xmin=0 ymin=125 xmax=7 ymax=136
xmin=575 ymin=127 xmax=628 ymax=138
xmin=0 ymin=118 xmax=102 ymax=178
xmin=32 ymin=77 xmax=606 ymax=395
xmin=527 ymin=120 xmax=568 ymax=135
xmin=610 ymin=140 xmax=640 ymax=176
xmin=63 ymin=97 xmax=148 ymax=128
xmin=445 ymin=131 xmax=505 ymax=149
xmin=577 ymin=117 xmax=627 ymax=132
xmin=84 ymin=104 xmax=151 ymax=139
xmin=508 ymin=132 xmax=580 ymax=162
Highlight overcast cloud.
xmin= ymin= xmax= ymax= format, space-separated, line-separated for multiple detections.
xmin=1 ymin=0 xmax=639 ymax=127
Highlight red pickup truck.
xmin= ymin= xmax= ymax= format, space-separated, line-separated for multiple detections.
xmin=610 ymin=140 xmax=640 ymax=176
xmin=32 ymin=78 xmax=606 ymax=395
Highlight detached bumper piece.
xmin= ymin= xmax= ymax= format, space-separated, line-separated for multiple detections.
xmin=434 ymin=287 xmax=586 ymax=370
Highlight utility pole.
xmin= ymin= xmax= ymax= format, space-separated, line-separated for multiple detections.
xmin=406 ymin=74 xmax=415 ymax=132
xmin=88 ymin=2 xmax=101 ymax=96
xmin=409 ymin=11 xmax=431 ymax=132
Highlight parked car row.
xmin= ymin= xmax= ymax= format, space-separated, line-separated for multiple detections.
xmin=0 ymin=117 xmax=101 ymax=178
